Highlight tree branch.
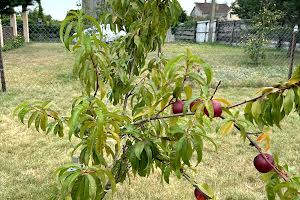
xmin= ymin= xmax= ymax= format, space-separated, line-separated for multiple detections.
xmin=133 ymin=112 xmax=195 ymax=126
xmin=227 ymin=94 xmax=265 ymax=109
xmin=210 ymin=80 xmax=222 ymax=100
xmin=155 ymin=98 xmax=175 ymax=117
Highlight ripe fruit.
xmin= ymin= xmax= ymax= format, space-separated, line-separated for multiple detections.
xmin=254 ymin=153 xmax=274 ymax=173
xmin=172 ymin=100 xmax=184 ymax=114
xmin=194 ymin=188 xmax=207 ymax=200
xmin=204 ymin=100 xmax=222 ymax=118
xmin=190 ymin=99 xmax=202 ymax=112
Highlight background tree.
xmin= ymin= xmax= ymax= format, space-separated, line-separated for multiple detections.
xmin=232 ymin=0 xmax=300 ymax=26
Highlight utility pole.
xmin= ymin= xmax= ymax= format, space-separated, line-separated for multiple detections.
xmin=288 ymin=25 xmax=298 ymax=79
xmin=208 ymin=0 xmax=216 ymax=43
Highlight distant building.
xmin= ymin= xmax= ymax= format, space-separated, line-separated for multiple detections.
xmin=82 ymin=0 xmax=105 ymax=17
xmin=190 ymin=1 xmax=230 ymax=20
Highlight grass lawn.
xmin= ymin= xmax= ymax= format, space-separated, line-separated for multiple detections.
xmin=0 ymin=43 xmax=300 ymax=200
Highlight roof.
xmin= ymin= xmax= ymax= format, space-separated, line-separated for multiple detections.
xmin=194 ymin=3 xmax=230 ymax=15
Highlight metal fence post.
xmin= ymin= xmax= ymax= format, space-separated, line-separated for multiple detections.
xmin=288 ymin=25 xmax=298 ymax=79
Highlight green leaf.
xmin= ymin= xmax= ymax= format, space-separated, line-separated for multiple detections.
xmin=134 ymin=142 xmax=145 ymax=160
xmin=163 ymin=166 xmax=171 ymax=184
xmin=292 ymin=65 xmax=300 ymax=79
xmin=192 ymin=132 xmax=203 ymax=166
xmin=27 ymin=111 xmax=38 ymax=128
xmin=219 ymin=121 xmax=234 ymax=136
xmin=144 ymin=144 xmax=153 ymax=168
xmin=283 ymin=89 xmax=295 ymax=115
xmin=34 ymin=113 xmax=41 ymax=132
xmin=205 ymin=100 xmax=214 ymax=118
xmin=181 ymin=138 xmax=193 ymax=166
xmin=18 ymin=108 xmax=31 ymax=124
xmin=40 ymin=113 xmax=48 ymax=132
xmin=63 ymin=22 xmax=74 ymax=51
xmin=86 ymin=174 xmax=97 ymax=200
xmin=204 ymin=64 xmax=213 ymax=84
xmin=134 ymin=35 xmax=142 ymax=50
xmin=103 ymin=170 xmax=116 ymax=193
xmin=58 ymin=122 xmax=64 ymax=138
xmin=184 ymin=85 xmax=192 ymax=100
xmin=252 ymin=101 xmax=262 ymax=119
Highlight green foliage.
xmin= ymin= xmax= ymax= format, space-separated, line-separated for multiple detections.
xmin=2 ymin=35 xmax=25 ymax=51
xmin=0 ymin=0 xmax=41 ymax=14
xmin=232 ymin=0 xmax=300 ymax=25
xmin=14 ymin=0 xmax=300 ymax=200
xmin=243 ymin=7 xmax=283 ymax=65
xmin=244 ymin=34 xmax=266 ymax=65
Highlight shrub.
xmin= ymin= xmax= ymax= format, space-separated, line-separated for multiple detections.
xmin=3 ymin=35 xmax=25 ymax=51
xmin=244 ymin=34 xmax=266 ymax=65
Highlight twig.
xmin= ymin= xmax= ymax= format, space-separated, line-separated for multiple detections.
xmin=227 ymin=94 xmax=265 ymax=109
xmin=227 ymin=85 xmax=293 ymax=109
xmin=123 ymin=93 xmax=130 ymax=112
xmin=155 ymin=98 xmax=175 ymax=117
xmin=210 ymin=81 xmax=222 ymax=100
xmin=133 ymin=112 xmax=195 ymax=126
xmin=123 ymin=74 xmax=149 ymax=112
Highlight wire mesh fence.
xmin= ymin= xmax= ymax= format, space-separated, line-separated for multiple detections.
xmin=17 ymin=23 xmax=61 ymax=42
xmin=171 ymin=20 xmax=300 ymax=76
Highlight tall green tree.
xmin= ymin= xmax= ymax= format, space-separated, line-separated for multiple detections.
xmin=232 ymin=0 xmax=300 ymax=25
xmin=0 ymin=0 xmax=42 ymax=14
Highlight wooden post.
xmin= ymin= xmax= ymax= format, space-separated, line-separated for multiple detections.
xmin=208 ymin=0 xmax=216 ymax=43
xmin=0 ymin=18 xmax=5 ymax=92
xmin=288 ymin=25 xmax=298 ymax=79
xmin=0 ymin=45 xmax=6 ymax=92
xmin=22 ymin=10 xmax=30 ymax=43
xmin=10 ymin=13 xmax=18 ymax=37
xmin=0 ymin=19 xmax=4 ymax=47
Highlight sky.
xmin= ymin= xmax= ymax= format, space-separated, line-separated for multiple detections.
xmin=18 ymin=0 xmax=235 ymax=20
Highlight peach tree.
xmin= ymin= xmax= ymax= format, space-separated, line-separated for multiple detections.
xmin=15 ymin=0 xmax=300 ymax=199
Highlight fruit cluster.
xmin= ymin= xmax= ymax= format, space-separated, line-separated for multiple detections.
xmin=172 ymin=99 xmax=222 ymax=118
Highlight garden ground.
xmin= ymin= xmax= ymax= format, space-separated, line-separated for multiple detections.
xmin=0 ymin=43 xmax=300 ymax=200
